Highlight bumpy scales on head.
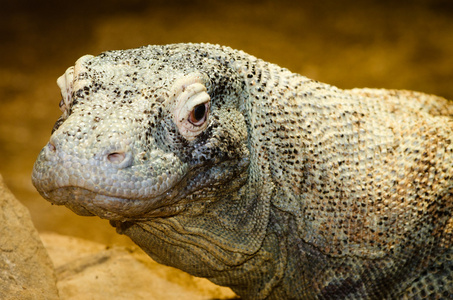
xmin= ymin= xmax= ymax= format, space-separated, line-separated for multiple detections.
xmin=32 ymin=43 xmax=453 ymax=299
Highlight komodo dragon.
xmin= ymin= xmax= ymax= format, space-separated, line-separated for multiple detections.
xmin=32 ymin=43 xmax=452 ymax=299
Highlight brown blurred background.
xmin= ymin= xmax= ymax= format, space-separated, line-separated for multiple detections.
xmin=0 ymin=0 xmax=452 ymax=246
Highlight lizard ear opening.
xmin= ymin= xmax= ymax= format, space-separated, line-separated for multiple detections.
xmin=172 ymin=73 xmax=211 ymax=141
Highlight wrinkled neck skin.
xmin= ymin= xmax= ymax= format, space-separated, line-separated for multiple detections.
xmin=113 ymin=169 xmax=302 ymax=299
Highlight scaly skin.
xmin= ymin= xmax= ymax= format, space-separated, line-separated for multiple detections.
xmin=32 ymin=43 xmax=452 ymax=299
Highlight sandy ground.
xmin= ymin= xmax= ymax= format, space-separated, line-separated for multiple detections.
xmin=0 ymin=0 xmax=452 ymax=246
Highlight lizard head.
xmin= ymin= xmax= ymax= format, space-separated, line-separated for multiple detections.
xmin=32 ymin=44 xmax=250 ymax=221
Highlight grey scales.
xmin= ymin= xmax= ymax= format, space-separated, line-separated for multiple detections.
xmin=32 ymin=43 xmax=452 ymax=299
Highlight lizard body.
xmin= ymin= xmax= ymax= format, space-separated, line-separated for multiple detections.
xmin=32 ymin=43 xmax=453 ymax=299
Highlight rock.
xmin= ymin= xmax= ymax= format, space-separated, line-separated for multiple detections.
xmin=0 ymin=174 xmax=59 ymax=299
xmin=40 ymin=232 xmax=237 ymax=300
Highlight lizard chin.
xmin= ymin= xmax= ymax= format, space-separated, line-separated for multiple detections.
xmin=40 ymin=186 xmax=172 ymax=221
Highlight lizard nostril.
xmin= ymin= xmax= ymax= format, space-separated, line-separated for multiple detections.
xmin=107 ymin=152 xmax=126 ymax=164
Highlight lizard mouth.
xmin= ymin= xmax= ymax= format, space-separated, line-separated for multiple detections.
xmin=40 ymin=185 xmax=181 ymax=221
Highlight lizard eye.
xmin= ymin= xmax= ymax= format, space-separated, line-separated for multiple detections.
xmin=188 ymin=103 xmax=209 ymax=126
xmin=172 ymin=73 xmax=211 ymax=141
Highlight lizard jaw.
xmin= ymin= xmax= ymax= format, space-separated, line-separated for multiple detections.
xmin=39 ymin=186 xmax=178 ymax=221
